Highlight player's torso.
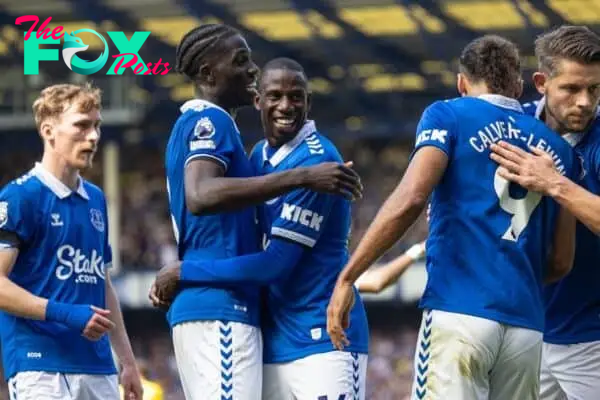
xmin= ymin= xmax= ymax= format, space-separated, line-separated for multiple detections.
xmin=252 ymin=132 xmax=369 ymax=363
xmin=0 ymin=173 xmax=115 ymax=378
xmin=165 ymin=105 xmax=261 ymax=327
xmin=423 ymin=97 xmax=575 ymax=332
xmin=539 ymin=109 xmax=600 ymax=343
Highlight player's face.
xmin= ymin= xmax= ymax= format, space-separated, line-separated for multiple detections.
xmin=212 ymin=34 xmax=259 ymax=109
xmin=256 ymin=68 xmax=310 ymax=146
xmin=43 ymin=104 xmax=101 ymax=170
xmin=535 ymin=58 xmax=600 ymax=133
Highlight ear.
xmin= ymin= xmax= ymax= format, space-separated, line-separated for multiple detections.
xmin=533 ymin=72 xmax=548 ymax=95
xmin=198 ymin=64 xmax=214 ymax=85
xmin=457 ymin=73 xmax=469 ymax=97
xmin=39 ymin=121 xmax=54 ymax=144
xmin=253 ymin=92 xmax=261 ymax=111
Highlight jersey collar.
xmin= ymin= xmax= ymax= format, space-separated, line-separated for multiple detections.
xmin=478 ymin=94 xmax=523 ymax=113
xmin=263 ymin=120 xmax=317 ymax=167
xmin=33 ymin=162 xmax=89 ymax=200
xmin=534 ymin=96 xmax=586 ymax=148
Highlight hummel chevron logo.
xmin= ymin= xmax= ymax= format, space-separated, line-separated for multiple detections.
xmin=414 ymin=310 xmax=433 ymax=400
xmin=219 ymin=321 xmax=233 ymax=400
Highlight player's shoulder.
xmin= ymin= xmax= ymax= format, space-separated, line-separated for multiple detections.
xmin=176 ymin=99 xmax=237 ymax=137
xmin=293 ymin=129 xmax=342 ymax=166
xmin=0 ymin=169 xmax=43 ymax=201
xmin=250 ymin=139 xmax=267 ymax=164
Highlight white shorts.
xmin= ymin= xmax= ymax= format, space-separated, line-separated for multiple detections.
xmin=8 ymin=371 xmax=118 ymax=400
xmin=411 ymin=309 xmax=543 ymax=400
xmin=262 ymin=351 xmax=368 ymax=400
xmin=540 ymin=340 xmax=600 ymax=400
xmin=172 ymin=320 xmax=262 ymax=400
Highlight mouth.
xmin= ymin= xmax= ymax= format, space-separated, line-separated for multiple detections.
xmin=273 ymin=117 xmax=296 ymax=130
xmin=246 ymin=81 xmax=258 ymax=94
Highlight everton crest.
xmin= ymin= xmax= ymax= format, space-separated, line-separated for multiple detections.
xmin=90 ymin=208 xmax=105 ymax=232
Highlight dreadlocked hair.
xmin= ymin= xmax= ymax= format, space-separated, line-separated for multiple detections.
xmin=175 ymin=24 xmax=240 ymax=79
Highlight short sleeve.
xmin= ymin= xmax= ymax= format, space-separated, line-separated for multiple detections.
xmin=0 ymin=183 xmax=36 ymax=248
xmin=413 ymin=101 xmax=458 ymax=158
xmin=271 ymin=188 xmax=334 ymax=248
xmin=182 ymin=110 xmax=236 ymax=172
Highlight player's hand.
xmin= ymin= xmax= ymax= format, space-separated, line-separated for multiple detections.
xmin=120 ymin=363 xmax=144 ymax=400
xmin=301 ymin=161 xmax=363 ymax=200
xmin=148 ymin=282 xmax=172 ymax=310
xmin=82 ymin=306 xmax=115 ymax=341
xmin=490 ymin=141 xmax=561 ymax=195
xmin=151 ymin=262 xmax=182 ymax=307
xmin=326 ymin=280 xmax=355 ymax=350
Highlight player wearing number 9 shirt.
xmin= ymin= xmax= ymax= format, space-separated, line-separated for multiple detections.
xmin=327 ymin=35 xmax=578 ymax=400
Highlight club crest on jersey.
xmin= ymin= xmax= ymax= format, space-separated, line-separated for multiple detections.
xmin=0 ymin=202 xmax=7 ymax=229
xmin=193 ymin=117 xmax=216 ymax=139
xmin=90 ymin=209 xmax=105 ymax=232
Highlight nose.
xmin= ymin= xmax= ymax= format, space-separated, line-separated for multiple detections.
xmin=87 ymin=127 xmax=100 ymax=143
xmin=575 ymin=91 xmax=593 ymax=110
xmin=276 ymin=96 xmax=293 ymax=113
xmin=248 ymin=62 xmax=259 ymax=79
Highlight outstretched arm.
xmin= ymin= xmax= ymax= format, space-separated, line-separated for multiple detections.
xmin=185 ymin=159 xmax=360 ymax=215
xmin=356 ymin=241 xmax=426 ymax=294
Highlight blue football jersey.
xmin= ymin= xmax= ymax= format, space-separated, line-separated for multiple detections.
xmin=250 ymin=121 xmax=369 ymax=363
xmin=525 ymin=99 xmax=600 ymax=344
xmin=0 ymin=163 xmax=116 ymax=379
xmin=165 ymin=99 xmax=261 ymax=327
xmin=417 ymin=95 xmax=578 ymax=332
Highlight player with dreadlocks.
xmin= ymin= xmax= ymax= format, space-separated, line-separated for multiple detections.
xmin=150 ymin=24 xmax=362 ymax=400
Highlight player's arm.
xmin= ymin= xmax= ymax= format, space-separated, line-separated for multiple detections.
xmin=356 ymin=241 xmax=425 ymax=294
xmin=545 ymin=207 xmax=576 ymax=283
xmin=173 ymin=237 xmax=305 ymax=285
xmin=0 ymin=242 xmax=113 ymax=340
xmin=185 ymin=159 xmax=360 ymax=215
xmin=105 ymin=273 xmax=144 ymax=399
xmin=0 ymin=246 xmax=48 ymax=320
xmin=491 ymin=141 xmax=600 ymax=234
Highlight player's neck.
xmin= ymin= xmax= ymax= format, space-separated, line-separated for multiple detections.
xmin=195 ymin=90 xmax=237 ymax=116
xmin=40 ymin=153 xmax=81 ymax=191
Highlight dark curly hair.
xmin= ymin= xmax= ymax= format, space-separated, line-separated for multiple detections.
xmin=459 ymin=35 xmax=522 ymax=98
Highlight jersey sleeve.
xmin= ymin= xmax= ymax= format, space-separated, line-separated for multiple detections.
xmin=270 ymin=188 xmax=335 ymax=249
xmin=0 ymin=183 xmax=36 ymax=249
xmin=413 ymin=101 xmax=458 ymax=158
xmin=182 ymin=110 xmax=237 ymax=172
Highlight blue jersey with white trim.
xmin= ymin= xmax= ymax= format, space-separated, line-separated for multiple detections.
xmin=165 ymin=99 xmax=261 ymax=327
xmin=524 ymin=99 xmax=600 ymax=344
xmin=417 ymin=96 xmax=577 ymax=332
xmin=0 ymin=164 xmax=116 ymax=379
xmin=250 ymin=121 xmax=369 ymax=363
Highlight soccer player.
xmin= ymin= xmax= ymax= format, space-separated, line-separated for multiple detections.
xmin=156 ymin=57 xmax=369 ymax=400
xmin=355 ymin=240 xmax=425 ymax=294
xmin=327 ymin=35 xmax=579 ymax=400
xmin=490 ymin=25 xmax=600 ymax=399
xmin=0 ymin=83 xmax=142 ymax=399
xmin=154 ymin=26 xmax=362 ymax=400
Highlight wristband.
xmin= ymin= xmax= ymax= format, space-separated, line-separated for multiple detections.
xmin=405 ymin=243 xmax=425 ymax=261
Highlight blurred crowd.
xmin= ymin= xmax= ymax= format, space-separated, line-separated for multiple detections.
xmin=0 ymin=137 xmax=428 ymax=272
